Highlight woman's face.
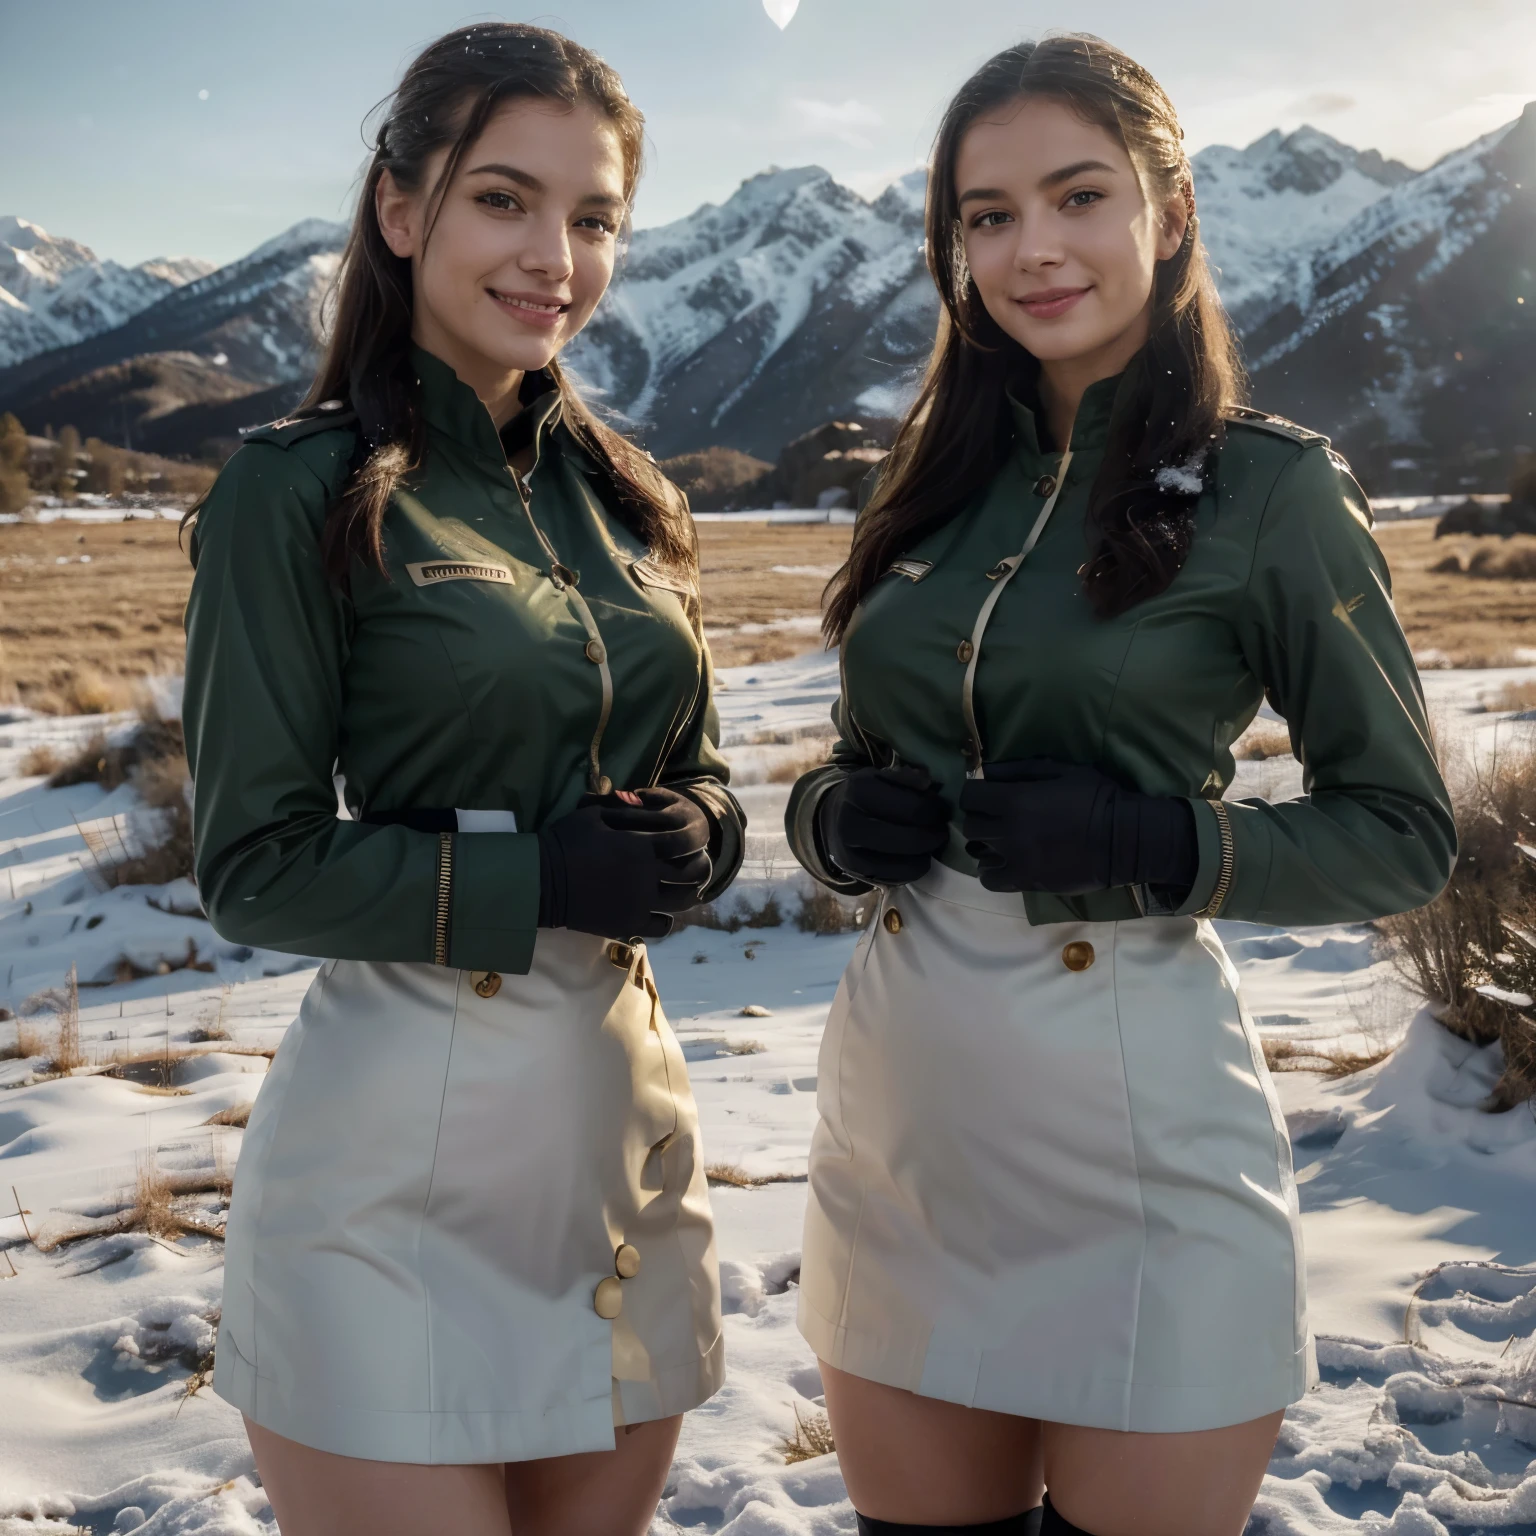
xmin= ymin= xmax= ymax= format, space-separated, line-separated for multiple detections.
xmin=955 ymin=96 xmax=1185 ymax=372
xmin=377 ymin=97 xmax=627 ymax=390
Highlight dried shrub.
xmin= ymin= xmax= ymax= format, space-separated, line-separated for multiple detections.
xmin=677 ymin=889 xmax=786 ymax=932
xmin=203 ymin=1102 xmax=252 ymax=1128
xmin=37 ymin=1151 xmax=229 ymax=1252
xmin=780 ymin=1404 xmax=837 ymax=1465
xmin=1465 ymin=544 xmax=1536 ymax=580
xmin=1263 ymin=1037 xmax=1396 ymax=1077
xmin=1382 ymin=740 xmax=1536 ymax=1108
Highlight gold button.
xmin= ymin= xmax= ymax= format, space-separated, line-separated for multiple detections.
xmin=615 ymin=1244 xmax=641 ymax=1279
xmin=595 ymin=774 xmax=613 ymax=796
xmin=551 ymin=561 xmax=578 ymax=587
xmin=1062 ymin=941 xmax=1095 ymax=972
xmin=584 ymin=639 xmax=606 ymax=664
xmin=956 ymin=639 xmax=974 ymax=663
xmin=471 ymin=971 xmax=501 ymax=998
xmin=1034 ymin=475 xmax=1057 ymax=497
xmin=607 ymin=941 xmax=635 ymax=970
xmin=883 ymin=908 xmax=903 ymax=934
xmin=593 ymin=1276 xmax=623 ymax=1320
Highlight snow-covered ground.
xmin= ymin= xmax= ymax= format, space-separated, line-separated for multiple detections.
xmin=2 ymin=656 xmax=1535 ymax=1535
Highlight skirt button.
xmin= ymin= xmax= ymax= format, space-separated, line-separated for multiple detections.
xmin=956 ymin=639 xmax=974 ymax=663
xmin=615 ymin=1243 xmax=642 ymax=1278
xmin=471 ymin=971 xmax=502 ymax=998
xmin=585 ymin=639 xmax=606 ymax=664
xmin=1062 ymin=941 xmax=1095 ymax=972
xmin=883 ymin=908 xmax=903 ymax=934
xmin=593 ymin=1276 xmax=624 ymax=1319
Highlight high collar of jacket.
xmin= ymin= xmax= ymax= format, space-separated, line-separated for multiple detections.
xmin=412 ymin=344 xmax=565 ymax=467
xmin=1006 ymin=369 xmax=1125 ymax=459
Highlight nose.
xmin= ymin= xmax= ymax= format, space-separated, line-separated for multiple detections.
xmin=1011 ymin=208 xmax=1063 ymax=274
xmin=519 ymin=213 xmax=574 ymax=282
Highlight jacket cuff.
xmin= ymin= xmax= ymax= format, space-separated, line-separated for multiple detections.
xmin=446 ymin=831 xmax=541 ymax=974
xmin=785 ymin=764 xmax=873 ymax=895
xmin=675 ymin=779 xmax=747 ymax=904
xmin=1170 ymin=798 xmax=1226 ymax=918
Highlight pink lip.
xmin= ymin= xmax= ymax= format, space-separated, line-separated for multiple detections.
xmin=1015 ymin=287 xmax=1090 ymax=320
xmin=487 ymin=288 xmax=570 ymax=329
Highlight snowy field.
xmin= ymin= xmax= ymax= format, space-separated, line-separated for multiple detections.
xmin=2 ymin=653 xmax=1536 ymax=1535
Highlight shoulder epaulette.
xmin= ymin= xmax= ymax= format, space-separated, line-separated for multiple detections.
xmin=241 ymin=399 xmax=358 ymax=448
xmin=1222 ymin=405 xmax=1329 ymax=449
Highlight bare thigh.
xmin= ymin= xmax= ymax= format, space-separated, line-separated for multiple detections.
xmin=246 ymin=1414 xmax=681 ymax=1536
xmin=820 ymin=1364 xmax=1285 ymax=1536
xmin=820 ymin=1363 xmax=1045 ymax=1523
xmin=1042 ymin=1413 xmax=1285 ymax=1536
xmin=244 ymin=1418 xmax=510 ymax=1536
xmin=502 ymin=1416 xmax=682 ymax=1536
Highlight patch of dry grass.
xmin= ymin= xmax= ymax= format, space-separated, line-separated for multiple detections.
xmin=766 ymin=740 xmax=834 ymax=784
xmin=1233 ymin=723 xmax=1295 ymax=761
xmin=1485 ymin=680 xmax=1536 ymax=714
xmin=780 ymin=1404 xmax=837 ymax=1465
xmin=706 ymin=1163 xmax=808 ymax=1188
xmin=795 ymin=888 xmax=871 ymax=934
xmin=36 ymin=1150 xmax=229 ymax=1252
xmin=18 ymin=965 xmax=85 ymax=1073
xmin=1263 ymin=1037 xmax=1396 ymax=1077
xmin=203 ymin=1102 xmax=253 ymax=1128
xmin=17 ymin=743 xmax=61 ymax=777
xmin=1 ymin=1018 xmax=49 ymax=1061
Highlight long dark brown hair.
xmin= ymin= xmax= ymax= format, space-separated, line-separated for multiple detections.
xmin=190 ymin=23 xmax=693 ymax=582
xmin=823 ymin=34 xmax=1246 ymax=641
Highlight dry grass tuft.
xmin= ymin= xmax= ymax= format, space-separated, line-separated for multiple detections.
xmin=37 ymin=1151 xmax=229 ymax=1252
xmin=19 ymin=966 xmax=85 ymax=1073
xmin=1 ymin=1018 xmax=50 ymax=1061
xmin=766 ymin=741 xmax=834 ymax=784
xmin=706 ymin=1163 xmax=807 ymax=1188
xmin=203 ymin=1102 xmax=253 ymax=1128
xmin=780 ymin=1404 xmax=837 ymax=1465
xmin=721 ymin=1039 xmax=766 ymax=1056
xmin=1485 ymin=680 xmax=1536 ymax=714
xmin=1263 ymin=1037 xmax=1396 ymax=1077
xmin=795 ymin=888 xmax=870 ymax=934
xmin=1233 ymin=723 xmax=1295 ymax=762
xmin=17 ymin=743 xmax=62 ymax=777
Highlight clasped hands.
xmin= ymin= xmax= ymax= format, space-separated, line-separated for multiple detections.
xmin=538 ymin=786 xmax=711 ymax=940
xmin=819 ymin=759 xmax=1197 ymax=898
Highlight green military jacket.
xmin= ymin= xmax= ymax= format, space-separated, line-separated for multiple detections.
xmin=786 ymin=372 xmax=1455 ymax=928
xmin=184 ymin=346 xmax=743 ymax=974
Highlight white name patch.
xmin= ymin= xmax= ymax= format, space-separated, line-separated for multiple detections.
xmin=406 ymin=560 xmax=515 ymax=587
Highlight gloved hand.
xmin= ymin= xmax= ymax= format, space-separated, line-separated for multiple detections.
xmin=958 ymin=758 xmax=1197 ymax=898
xmin=538 ymin=786 xmax=713 ymax=940
xmin=816 ymin=764 xmax=950 ymax=886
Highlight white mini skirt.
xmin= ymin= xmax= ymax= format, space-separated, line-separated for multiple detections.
xmin=214 ymin=933 xmax=724 ymax=1464
xmin=799 ymin=861 xmax=1318 ymax=1433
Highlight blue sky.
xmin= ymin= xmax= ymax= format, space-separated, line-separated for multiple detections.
xmin=4 ymin=0 xmax=1533 ymax=267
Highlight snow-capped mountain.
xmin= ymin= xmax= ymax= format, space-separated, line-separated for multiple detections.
xmin=1190 ymin=128 xmax=1413 ymax=332
xmin=565 ymin=166 xmax=934 ymax=459
xmin=1244 ymin=101 xmax=1536 ymax=489
xmin=0 ymin=105 xmax=1529 ymax=487
xmin=0 ymin=217 xmax=213 ymax=370
xmin=0 ymin=218 xmax=344 ymax=450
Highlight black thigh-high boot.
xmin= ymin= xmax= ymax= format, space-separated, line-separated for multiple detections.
xmin=1039 ymin=1492 xmax=1097 ymax=1534
xmin=856 ymin=1508 xmax=1043 ymax=1536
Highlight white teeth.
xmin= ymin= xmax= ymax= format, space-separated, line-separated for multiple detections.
xmin=493 ymin=292 xmax=563 ymax=313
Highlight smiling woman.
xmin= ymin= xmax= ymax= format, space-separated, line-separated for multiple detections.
xmin=179 ymin=22 xmax=744 ymax=1536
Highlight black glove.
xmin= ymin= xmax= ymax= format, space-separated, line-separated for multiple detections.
xmin=958 ymin=758 xmax=1197 ymax=899
xmin=816 ymin=764 xmax=950 ymax=886
xmin=538 ymin=786 xmax=713 ymax=940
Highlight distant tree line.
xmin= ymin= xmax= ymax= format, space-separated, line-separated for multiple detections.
xmin=0 ymin=414 xmax=215 ymax=513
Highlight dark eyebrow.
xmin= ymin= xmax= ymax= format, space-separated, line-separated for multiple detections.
xmin=957 ymin=159 xmax=1120 ymax=206
xmin=464 ymin=162 xmax=625 ymax=211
